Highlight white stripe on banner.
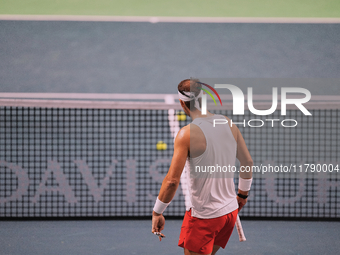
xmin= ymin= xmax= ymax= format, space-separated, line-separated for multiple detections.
xmin=1 ymin=15 xmax=340 ymax=23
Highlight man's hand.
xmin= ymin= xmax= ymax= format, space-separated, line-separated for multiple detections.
xmin=237 ymin=196 xmax=247 ymax=211
xmin=237 ymin=189 xmax=248 ymax=211
xmin=152 ymin=211 xmax=165 ymax=241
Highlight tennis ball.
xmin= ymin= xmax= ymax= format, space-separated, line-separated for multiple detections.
xmin=177 ymin=112 xmax=186 ymax=121
xmin=156 ymin=141 xmax=167 ymax=150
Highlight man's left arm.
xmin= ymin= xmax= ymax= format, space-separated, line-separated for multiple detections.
xmin=151 ymin=126 xmax=189 ymax=236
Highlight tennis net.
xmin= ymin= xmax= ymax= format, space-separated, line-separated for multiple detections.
xmin=0 ymin=93 xmax=339 ymax=218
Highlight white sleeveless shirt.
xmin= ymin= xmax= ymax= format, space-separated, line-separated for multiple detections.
xmin=184 ymin=114 xmax=238 ymax=219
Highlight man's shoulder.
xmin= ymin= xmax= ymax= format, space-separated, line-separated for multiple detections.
xmin=174 ymin=125 xmax=191 ymax=149
xmin=176 ymin=124 xmax=201 ymax=141
xmin=177 ymin=124 xmax=190 ymax=138
xmin=179 ymin=122 xmax=201 ymax=130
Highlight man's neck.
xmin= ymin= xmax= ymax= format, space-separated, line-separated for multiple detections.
xmin=190 ymin=110 xmax=214 ymax=120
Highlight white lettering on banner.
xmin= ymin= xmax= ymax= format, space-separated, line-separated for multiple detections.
xmin=0 ymin=159 xmax=338 ymax=207
xmin=148 ymin=158 xmax=179 ymax=201
xmin=0 ymin=159 xmax=132 ymax=205
xmin=125 ymin=159 xmax=137 ymax=203
xmin=0 ymin=161 xmax=29 ymax=203
xmin=264 ymin=176 xmax=305 ymax=205
xmin=75 ymin=159 xmax=118 ymax=203
xmin=263 ymin=160 xmax=305 ymax=205
xmin=31 ymin=160 xmax=78 ymax=204
xmin=148 ymin=158 xmax=170 ymax=182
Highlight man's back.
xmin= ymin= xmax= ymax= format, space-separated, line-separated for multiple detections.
xmin=152 ymin=79 xmax=253 ymax=255
xmin=185 ymin=114 xmax=239 ymax=219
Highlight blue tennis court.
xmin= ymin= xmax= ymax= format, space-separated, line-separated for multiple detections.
xmin=1 ymin=2 xmax=340 ymax=255
xmin=1 ymin=219 xmax=339 ymax=255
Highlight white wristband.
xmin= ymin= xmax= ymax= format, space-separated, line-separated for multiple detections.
xmin=153 ymin=197 xmax=170 ymax=214
xmin=238 ymin=178 xmax=253 ymax=191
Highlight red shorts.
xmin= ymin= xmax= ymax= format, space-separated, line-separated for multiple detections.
xmin=178 ymin=209 xmax=238 ymax=254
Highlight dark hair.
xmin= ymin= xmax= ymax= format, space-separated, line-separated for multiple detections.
xmin=177 ymin=79 xmax=202 ymax=111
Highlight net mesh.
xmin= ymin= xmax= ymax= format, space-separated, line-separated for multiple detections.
xmin=0 ymin=101 xmax=339 ymax=218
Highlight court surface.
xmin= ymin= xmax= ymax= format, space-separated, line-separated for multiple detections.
xmin=1 ymin=21 xmax=339 ymax=94
xmin=1 ymin=1 xmax=339 ymax=255
xmin=0 ymin=219 xmax=339 ymax=255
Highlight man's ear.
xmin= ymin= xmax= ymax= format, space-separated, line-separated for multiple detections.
xmin=180 ymin=100 xmax=189 ymax=112
xmin=179 ymin=100 xmax=186 ymax=108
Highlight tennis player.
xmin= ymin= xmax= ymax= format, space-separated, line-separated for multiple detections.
xmin=152 ymin=79 xmax=253 ymax=255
